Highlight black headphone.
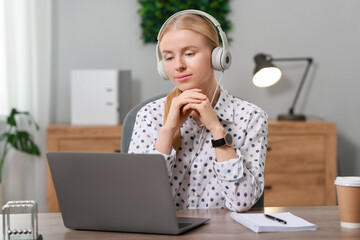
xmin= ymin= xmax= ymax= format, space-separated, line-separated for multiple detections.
xmin=156 ymin=9 xmax=232 ymax=80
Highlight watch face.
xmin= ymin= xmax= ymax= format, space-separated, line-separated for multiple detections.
xmin=224 ymin=132 xmax=233 ymax=145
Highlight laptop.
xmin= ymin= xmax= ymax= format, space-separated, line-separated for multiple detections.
xmin=47 ymin=152 xmax=210 ymax=235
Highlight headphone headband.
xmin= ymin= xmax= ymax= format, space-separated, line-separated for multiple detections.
xmin=157 ymin=10 xmax=221 ymax=39
xmin=157 ymin=9 xmax=229 ymax=54
xmin=156 ymin=9 xmax=231 ymax=80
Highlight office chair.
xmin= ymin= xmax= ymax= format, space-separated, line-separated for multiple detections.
xmin=121 ymin=94 xmax=167 ymax=154
xmin=120 ymin=94 xmax=264 ymax=208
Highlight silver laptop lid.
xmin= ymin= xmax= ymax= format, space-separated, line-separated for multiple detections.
xmin=47 ymin=152 xmax=181 ymax=234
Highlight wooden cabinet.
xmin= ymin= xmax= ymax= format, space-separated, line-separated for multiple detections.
xmin=46 ymin=121 xmax=337 ymax=212
xmin=265 ymin=121 xmax=337 ymax=207
xmin=46 ymin=124 xmax=122 ymax=212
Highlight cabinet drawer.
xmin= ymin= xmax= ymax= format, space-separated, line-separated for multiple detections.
xmin=265 ymin=173 xmax=325 ymax=206
xmin=266 ymin=135 xmax=325 ymax=173
xmin=58 ymin=138 xmax=121 ymax=152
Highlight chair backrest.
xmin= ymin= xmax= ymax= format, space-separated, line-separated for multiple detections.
xmin=121 ymin=94 xmax=167 ymax=154
xmin=120 ymin=94 xmax=264 ymax=208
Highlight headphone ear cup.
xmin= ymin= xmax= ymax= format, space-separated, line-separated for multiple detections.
xmin=157 ymin=60 xmax=170 ymax=80
xmin=211 ymin=47 xmax=224 ymax=71
xmin=211 ymin=47 xmax=232 ymax=71
xmin=221 ymin=50 xmax=232 ymax=70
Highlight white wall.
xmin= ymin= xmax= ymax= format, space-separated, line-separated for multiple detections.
xmin=53 ymin=0 xmax=360 ymax=176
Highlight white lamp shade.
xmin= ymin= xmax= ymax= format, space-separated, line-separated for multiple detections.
xmin=252 ymin=67 xmax=282 ymax=88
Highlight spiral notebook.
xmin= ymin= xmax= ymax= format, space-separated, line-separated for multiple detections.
xmin=231 ymin=212 xmax=317 ymax=233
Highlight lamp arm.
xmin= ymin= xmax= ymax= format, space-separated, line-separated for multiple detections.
xmin=270 ymin=57 xmax=313 ymax=115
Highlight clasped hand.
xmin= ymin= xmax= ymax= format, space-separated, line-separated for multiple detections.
xmin=165 ymin=89 xmax=220 ymax=132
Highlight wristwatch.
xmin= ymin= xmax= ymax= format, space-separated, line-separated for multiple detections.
xmin=211 ymin=132 xmax=233 ymax=148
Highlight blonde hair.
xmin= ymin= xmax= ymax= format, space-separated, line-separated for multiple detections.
xmin=159 ymin=13 xmax=220 ymax=151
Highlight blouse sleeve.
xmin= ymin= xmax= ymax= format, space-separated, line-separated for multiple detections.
xmin=213 ymin=109 xmax=268 ymax=212
xmin=128 ymin=106 xmax=177 ymax=178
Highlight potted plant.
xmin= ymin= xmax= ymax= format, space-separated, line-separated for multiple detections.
xmin=0 ymin=108 xmax=41 ymax=203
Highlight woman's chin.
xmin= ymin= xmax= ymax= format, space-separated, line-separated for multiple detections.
xmin=178 ymin=87 xmax=194 ymax=92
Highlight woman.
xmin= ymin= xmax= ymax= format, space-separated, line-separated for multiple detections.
xmin=129 ymin=10 xmax=268 ymax=212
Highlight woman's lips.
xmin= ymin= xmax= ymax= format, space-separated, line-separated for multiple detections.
xmin=175 ymin=74 xmax=192 ymax=82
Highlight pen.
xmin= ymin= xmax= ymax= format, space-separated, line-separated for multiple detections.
xmin=264 ymin=214 xmax=287 ymax=224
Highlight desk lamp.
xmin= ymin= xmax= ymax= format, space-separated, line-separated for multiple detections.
xmin=253 ymin=53 xmax=313 ymax=121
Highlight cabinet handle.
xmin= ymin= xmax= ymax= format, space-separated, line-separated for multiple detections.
xmin=114 ymin=150 xmax=121 ymax=153
xmin=264 ymin=185 xmax=272 ymax=190
xmin=267 ymin=147 xmax=272 ymax=151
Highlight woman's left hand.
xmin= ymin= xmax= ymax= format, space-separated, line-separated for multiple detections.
xmin=182 ymin=96 xmax=222 ymax=135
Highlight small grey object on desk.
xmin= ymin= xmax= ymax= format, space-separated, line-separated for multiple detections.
xmin=2 ymin=200 xmax=43 ymax=240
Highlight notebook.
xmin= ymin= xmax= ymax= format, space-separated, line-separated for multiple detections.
xmin=231 ymin=212 xmax=317 ymax=233
xmin=47 ymin=152 xmax=210 ymax=235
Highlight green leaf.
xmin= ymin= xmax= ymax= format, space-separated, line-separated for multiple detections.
xmin=10 ymin=108 xmax=18 ymax=116
xmin=1 ymin=108 xmax=41 ymax=172
xmin=7 ymin=109 xmax=17 ymax=127
xmin=6 ymin=131 xmax=41 ymax=156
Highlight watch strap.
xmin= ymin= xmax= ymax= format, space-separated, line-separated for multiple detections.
xmin=212 ymin=138 xmax=226 ymax=147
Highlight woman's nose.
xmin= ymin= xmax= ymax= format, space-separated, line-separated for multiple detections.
xmin=175 ymin=57 xmax=186 ymax=71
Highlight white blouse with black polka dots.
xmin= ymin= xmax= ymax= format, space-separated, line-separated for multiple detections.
xmin=129 ymin=87 xmax=268 ymax=212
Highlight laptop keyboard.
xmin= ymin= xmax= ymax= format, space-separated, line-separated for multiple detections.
xmin=178 ymin=222 xmax=192 ymax=229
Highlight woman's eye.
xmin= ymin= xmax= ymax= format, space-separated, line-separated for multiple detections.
xmin=164 ymin=56 xmax=174 ymax=61
xmin=185 ymin=52 xmax=195 ymax=57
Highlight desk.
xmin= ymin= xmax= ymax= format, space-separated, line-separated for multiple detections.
xmin=4 ymin=206 xmax=359 ymax=239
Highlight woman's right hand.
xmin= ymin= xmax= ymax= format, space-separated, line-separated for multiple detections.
xmin=164 ymin=89 xmax=206 ymax=132
xmin=155 ymin=89 xmax=206 ymax=154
